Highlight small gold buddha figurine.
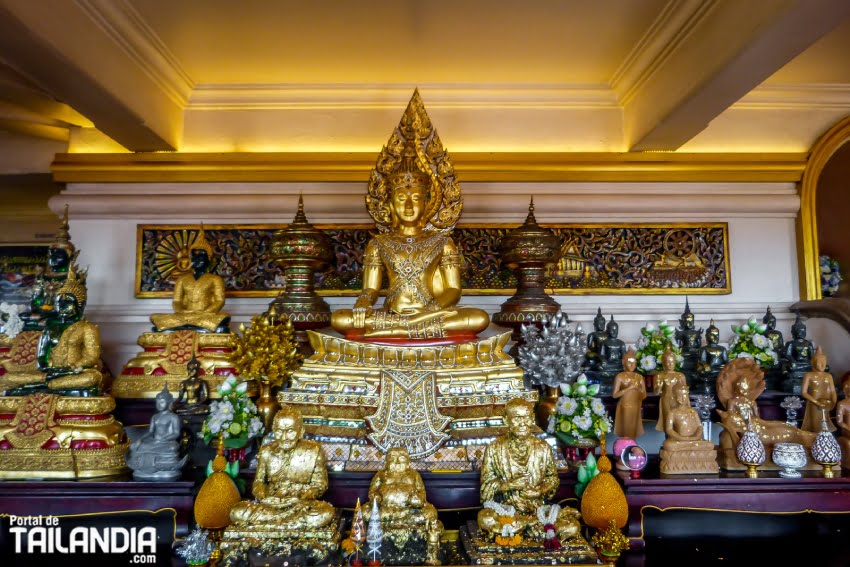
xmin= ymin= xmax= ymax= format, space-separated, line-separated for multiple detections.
xmin=659 ymin=383 xmax=718 ymax=474
xmin=150 ymin=226 xmax=230 ymax=333
xmin=330 ymin=104 xmax=489 ymax=340
xmin=834 ymin=377 xmax=850 ymax=469
xmin=0 ymin=265 xmax=103 ymax=396
xmin=478 ymin=398 xmax=583 ymax=544
xmin=364 ymin=447 xmax=443 ymax=565
xmin=173 ymin=357 xmax=210 ymax=415
xmin=653 ymin=346 xmax=686 ymax=432
xmin=800 ymin=347 xmax=837 ymax=432
xmin=612 ymin=349 xmax=646 ymax=439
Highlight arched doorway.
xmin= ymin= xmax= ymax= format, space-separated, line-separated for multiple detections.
xmin=798 ymin=115 xmax=850 ymax=300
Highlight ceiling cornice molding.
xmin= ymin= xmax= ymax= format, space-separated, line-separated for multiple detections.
xmin=610 ymin=0 xmax=717 ymax=105
xmin=50 ymin=151 xmax=807 ymax=183
xmin=75 ymin=0 xmax=194 ymax=107
xmin=735 ymin=83 xmax=850 ymax=110
xmin=187 ymin=83 xmax=619 ymax=110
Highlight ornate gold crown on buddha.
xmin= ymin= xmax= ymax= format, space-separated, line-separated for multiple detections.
xmin=57 ymin=264 xmax=88 ymax=307
xmin=367 ymin=89 xmax=462 ymax=234
xmin=190 ymin=223 xmax=214 ymax=258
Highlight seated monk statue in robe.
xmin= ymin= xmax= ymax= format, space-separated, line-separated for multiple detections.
xmin=228 ymin=406 xmax=335 ymax=530
xmin=331 ymin=158 xmax=489 ymax=341
xmin=478 ymin=398 xmax=582 ymax=544
xmin=0 ymin=265 xmax=103 ymax=396
xmin=659 ymin=383 xmax=718 ymax=474
xmin=150 ymin=227 xmax=230 ymax=333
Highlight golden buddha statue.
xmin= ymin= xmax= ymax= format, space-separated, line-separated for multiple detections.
xmin=220 ymin=406 xmax=339 ymax=565
xmin=150 ymin=227 xmax=230 ymax=333
xmin=331 ymin=158 xmax=488 ymax=340
xmin=659 ymin=383 xmax=718 ymax=474
xmin=0 ymin=265 xmax=128 ymax=479
xmin=364 ymin=447 xmax=442 ymax=565
xmin=466 ymin=399 xmax=595 ymax=564
xmin=114 ymin=226 xmax=246 ymax=403
xmin=716 ymin=358 xmax=818 ymax=470
xmin=281 ymin=91 xmax=531 ymax=470
xmin=800 ymin=346 xmax=837 ymax=432
xmin=0 ymin=265 xmax=103 ymax=395
xmin=834 ymin=377 xmax=850 ymax=469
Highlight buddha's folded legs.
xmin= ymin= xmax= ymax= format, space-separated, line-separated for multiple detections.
xmin=47 ymin=369 xmax=102 ymax=390
xmin=229 ymin=499 xmax=335 ymax=529
xmin=0 ymin=373 xmax=44 ymax=390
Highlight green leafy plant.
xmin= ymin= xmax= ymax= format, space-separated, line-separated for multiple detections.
xmin=551 ymin=374 xmax=611 ymax=441
xmin=729 ymin=317 xmax=778 ymax=369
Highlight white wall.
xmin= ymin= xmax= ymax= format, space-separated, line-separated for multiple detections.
xmin=52 ymin=179 xmax=844 ymax=378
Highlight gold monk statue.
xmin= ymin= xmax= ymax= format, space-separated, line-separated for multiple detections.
xmin=364 ymin=447 xmax=442 ymax=565
xmin=478 ymin=398 xmax=582 ymax=544
xmin=653 ymin=346 xmax=686 ymax=432
xmin=150 ymin=226 xmax=230 ymax=333
xmin=228 ymin=405 xmax=335 ymax=529
xmin=800 ymin=346 xmax=837 ymax=432
xmin=0 ymin=265 xmax=103 ymax=396
xmin=331 ymin=92 xmax=488 ymax=341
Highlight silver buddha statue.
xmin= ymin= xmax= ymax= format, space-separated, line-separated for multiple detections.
xmin=127 ymin=386 xmax=188 ymax=480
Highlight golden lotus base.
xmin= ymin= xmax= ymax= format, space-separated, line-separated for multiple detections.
xmin=718 ymin=447 xmax=838 ymax=471
xmin=219 ymin=512 xmax=341 ymax=566
xmin=113 ymin=331 xmax=252 ymax=399
xmin=281 ymin=331 xmax=537 ymax=468
xmin=460 ymin=521 xmax=598 ymax=565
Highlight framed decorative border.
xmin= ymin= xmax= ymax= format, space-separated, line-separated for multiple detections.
xmin=135 ymin=223 xmax=731 ymax=298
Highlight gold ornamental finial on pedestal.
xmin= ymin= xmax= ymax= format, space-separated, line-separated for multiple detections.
xmin=194 ymin=436 xmax=241 ymax=560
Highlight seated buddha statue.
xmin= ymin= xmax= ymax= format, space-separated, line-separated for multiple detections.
xmin=675 ymin=299 xmax=702 ymax=377
xmin=582 ymin=308 xmax=607 ymax=371
xmin=364 ymin=447 xmax=442 ymax=565
xmin=127 ymin=386 xmax=188 ymax=480
xmin=24 ymin=205 xmax=77 ymax=331
xmin=0 ymin=265 xmax=103 ymax=396
xmin=228 ymin=405 xmax=336 ymax=529
xmin=150 ymin=227 xmax=230 ymax=333
xmin=598 ymin=316 xmax=626 ymax=377
xmin=695 ymin=320 xmax=728 ymax=393
xmin=173 ymin=357 xmax=210 ymax=415
xmin=478 ymin=398 xmax=583 ymax=545
xmin=781 ymin=313 xmax=815 ymax=393
xmin=331 ymin=157 xmax=488 ymax=341
xmin=762 ymin=306 xmax=785 ymax=354
xmin=659 ymin=383 xmax=718 ymax=474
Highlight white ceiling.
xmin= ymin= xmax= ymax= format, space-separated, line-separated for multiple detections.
xmin=0 ymin=0 xmax=849 ymax=156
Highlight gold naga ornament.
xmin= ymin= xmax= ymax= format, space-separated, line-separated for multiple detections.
xmin=281 ymin=90 xmax=532 ymax=469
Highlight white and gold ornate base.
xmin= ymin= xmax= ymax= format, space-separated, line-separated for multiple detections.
xmin=0 ymin=393 xmax=128 ymax=479
xmin=280 ymin=331 xmax=537 ymax=471
xmin=113 ymin=330 xmax=251 ymax=398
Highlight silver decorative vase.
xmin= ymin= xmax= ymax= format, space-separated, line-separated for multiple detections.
xmin=771 ymin=442 xmax=806 ymax=478
xmin=811 ymin=419 xmax=842 ymax=478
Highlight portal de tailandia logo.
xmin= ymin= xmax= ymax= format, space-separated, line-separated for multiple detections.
xmin=6 ymin=514 xmax=157 ymax=561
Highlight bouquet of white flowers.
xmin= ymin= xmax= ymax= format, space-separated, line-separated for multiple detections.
xmin=634 ymin=320 xmax=682 ymax=373
xmin=729 ymin=317 xmax=779 ymax=369
xmin=202 ymin=375 xmax=264 ymax=447
xmin=550 ymin=374 xmax=611 ymax=442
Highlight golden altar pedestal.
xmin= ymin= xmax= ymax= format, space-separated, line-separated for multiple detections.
xmin=280 ymin=331 xmax=534 ymax=471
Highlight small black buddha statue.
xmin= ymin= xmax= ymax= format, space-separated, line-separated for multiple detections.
xmin=675 ymin=299 xmax=702 ymax=379
xmin=173 ymin=357 xmax=210 ymax=416
xmin=782 ymin=313 xmax=815 ymax=394
xmin=583 ymin=307 xmax=608 ymax=371
xmin=761 ymin=306 xmax=785 ymax=389
xmin=598 ymin=316 xmax=626 ymax=394
xmin=695 ymin=319 xmax=728 ymax=394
